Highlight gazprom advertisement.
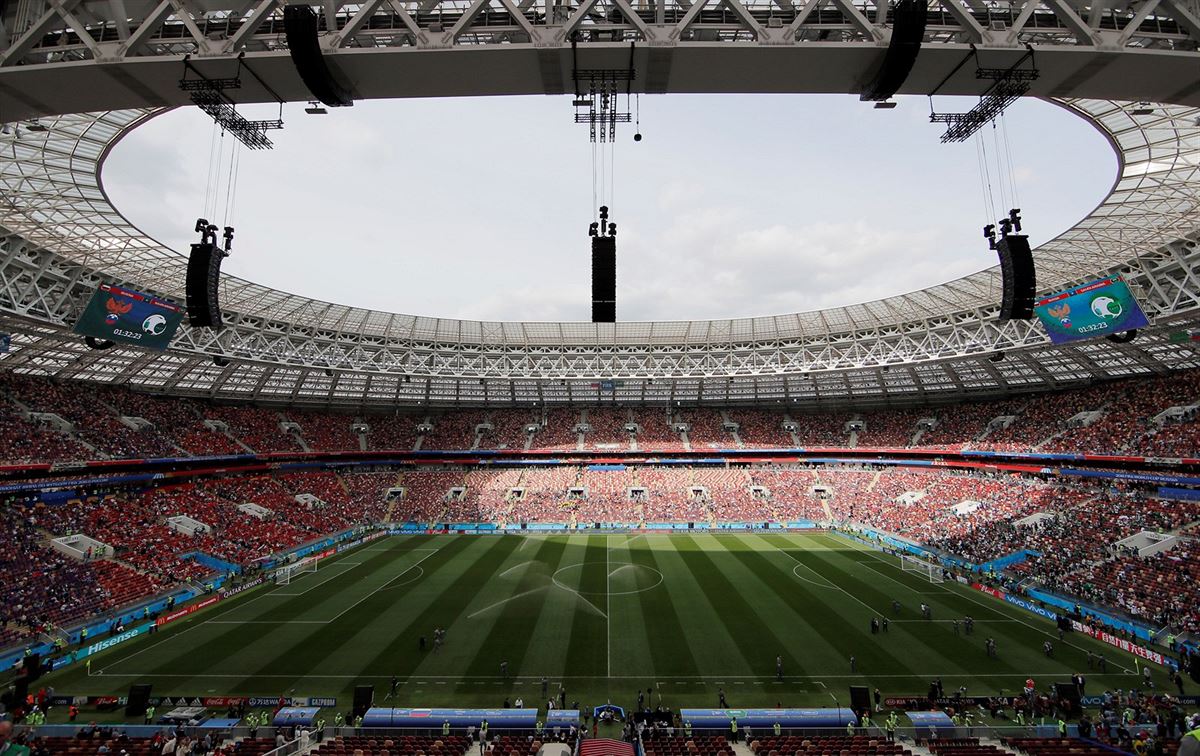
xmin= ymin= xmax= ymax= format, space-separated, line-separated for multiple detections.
xmin=1034 ymin=276 xmax=1149 ymax=344
xmin=73 ymin=283 xmax=184 ymax=350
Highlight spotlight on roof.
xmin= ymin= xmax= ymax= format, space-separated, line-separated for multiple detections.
xmin=304 ymin=101 xmax=328 ymax=115
xmin=988 ymin=351 xmax=1005 ymax=362
xmin=874 ymin=100 xmax=897 ymax=109
xmin=1106 ymin=329 xmax=1139 ymax=344
xmin=213 ymin=355 xmax=230 ymax=366
xmin=25 ymin=120 xmax=47 ymax=132
xmin=1130 ymin=104 xmax=1154 ymax=116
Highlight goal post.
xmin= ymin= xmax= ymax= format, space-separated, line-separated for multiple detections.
xmin=275 ymin=556 xmax=318 ymax=585
xmin=900 ymin=553 xmax=945 ymax=583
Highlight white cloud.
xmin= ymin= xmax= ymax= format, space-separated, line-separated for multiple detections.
xmin=102 ymin=95 xmax=1115 ymax=323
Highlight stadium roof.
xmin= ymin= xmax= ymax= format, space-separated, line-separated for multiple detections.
xmin=1 ymin=2 xmax=1200 ymax=405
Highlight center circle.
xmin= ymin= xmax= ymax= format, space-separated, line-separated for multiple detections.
xmin=552 ymin=561 xmax=664 ymax=596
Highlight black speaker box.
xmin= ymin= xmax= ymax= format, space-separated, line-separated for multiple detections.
xmin=187 ymin=242 xmax=225 ymax=329
xmin=849 ymin=685 xmax=871 ymax=714
xmin=1054 ymin=683 xmax=1081 ymax=714
xmin=126 ymin=684 xmax=153 ymax=717
xmin=20 ymin=653 xmax=42 ymax=682
xmin=860 ymin=0 xmax=926 ymax=101
xmin=997 ymin=234 xmax=1036 ymax=320
xmin=284 ymin=5 xmax=354 ymax=107
xmin=353 ymin=684 xmax=374 ymax=717
xmin=591 ymin=235 xmax=616 ymax=323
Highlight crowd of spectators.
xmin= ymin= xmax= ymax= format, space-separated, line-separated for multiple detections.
xmin=0 ymin=403 xmax=88 ymax=464
xmin=855 ymin=409 xmax=925 ymax=448
xmin=726 ymin=408 xmax=791 ymax=448
xmin=1058 ymin=540 xmax=1200 ymax=633
xmin=423 ymin=411 xmax=486 ymax=451
xmin=584 ymin=408 xmax=632 ymax=450
xmin=1 ymin=369 xmax=1198 ymax=461
xmin=0 ymin=504 xmax=114 ymax=645
xmin=680 ymin=409 xmax=734 ymax=450
xmin=287 ymin=409 xmax=361 ymax=452
xmin=207 ymin=405 xmax=304 ymax=453
xmin=365 ymin=414 xmax=422 ymax=452
xmin=1 ymin=373 xmax=179 ymax=459
xmin=631 ymin=408 xmax=685 ymax=451
xmin=483 ymin=409 xmax=538 ymax=451
xmin=531 ymin=409 xmax=581 ymax=451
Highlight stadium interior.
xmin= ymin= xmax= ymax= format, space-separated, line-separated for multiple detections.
xmin=4 ymin=0 xmax=1200 ymax=753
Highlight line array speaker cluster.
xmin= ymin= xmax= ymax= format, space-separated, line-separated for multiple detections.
xmin=284 ymin=5 xmax=354 ymax=107
xmin=997 ymin=234 xmax=1035 ymax=320
xmin=186 ymin=242 xmax=225 ymax=329
xmin=859 ymin=0 xmax=927 ymax=101
xmin=591 ymin=235 xmax=616 ymax=323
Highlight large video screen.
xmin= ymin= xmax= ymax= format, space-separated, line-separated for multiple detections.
xmin=1034 ymin=275 xmax=1149 ymax=344
xmin=73 ymin=283 xmax=184 ymax=350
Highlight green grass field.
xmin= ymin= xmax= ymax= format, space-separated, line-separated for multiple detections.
xmin=43 ymin=532 xmax=1174 ymax=713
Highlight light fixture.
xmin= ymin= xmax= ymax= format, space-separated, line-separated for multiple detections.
xmin=874 ymin=101 xmax=897 ymax=110
xmin=1130 ymin=103 xmax=1154 ymax=116
xmin=304 ymin=101 xmax=328 ymax=115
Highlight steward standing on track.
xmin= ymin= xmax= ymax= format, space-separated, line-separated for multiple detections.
xmin=776 ymin=656 xmax=784 ymax=680
xmin=728 ymin=717 xmax=738 ymax=743
xmin=145 ymin=705 xmax=156 ymax=725
xmin=443 ymin=720 xmax=451 ymax=736
xmin=773 ymin=722 xmax=781 ymax=736
xmin=885 ymin=712 xmax=897 ymax=742
xmin=1179 ymin=716 xmax=1200 ymax=756
xmin=683 ymin=721 xmax=692 ymax=738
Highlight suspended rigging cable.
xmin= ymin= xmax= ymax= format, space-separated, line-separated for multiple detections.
xmin=999 ymin=111 xmax=1021 ymax=209
xmin=222 ymin=140 xmax=241 ymax=228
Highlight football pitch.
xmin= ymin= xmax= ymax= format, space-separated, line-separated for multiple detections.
xmin=47 ymin=532 xmax=1173 ymax=710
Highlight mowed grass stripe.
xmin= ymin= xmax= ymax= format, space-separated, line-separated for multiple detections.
xmin=421 ymin=536 xmax=566 ymax=677
xmin=365 ymin=535 xmax=525 ymax=679
xmin=833 ymin=537 xmax=1152 ymax=680
xmin=206 ymin=536 xmax=477 ymax=693
xmin=645 ymin=535 xmax=753 ymax=678
xmin=746 ymin=533 xmax=924 ymax=678
xmin=462 ymin=536 xmax=571 ymax=678
xmin=559 ymin=534 xmax=610 ymax=678
xmin=673 ymin=534 xmax=803 ymax=679
xmin=100 ymin=536 xmax=423 ymax=679
xmin=616 ymin=534 xmax=699 ymax=680
xmin=791 ymin=537 xmax=987 ymax=679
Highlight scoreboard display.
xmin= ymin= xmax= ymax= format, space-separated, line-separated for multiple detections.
xmin=1033 ymin=275 xmax=1149 ymax=344
xmin=73 ymin=283 xmax=184 ymax=350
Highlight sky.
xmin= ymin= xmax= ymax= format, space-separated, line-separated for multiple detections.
xmin=103 ymin=94 xmax=1114 ymax=323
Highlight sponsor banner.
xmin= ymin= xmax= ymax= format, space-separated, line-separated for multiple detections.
xmin=971 ymin=583 xmax=1005 ymax=600
xmin=81 ymin=624 xmax=151 ymax=658
xmin=1004 ymin=593 xmax=1058 ymax=621
xmin=1070 ymin=620 xmax=1175 ymax=668
xmin=885 ymin=696 xmax=1014 ymax=710
xmin=90 ymin=696 xmax=128 ymax=706
xmin=220 ymin=577 xmax=264 ymax=599
xmin=306 ymin=697 xmax=337 ymax=707
xmin=250 ymin=697 xmax=293 ymax=708
xmin=156 ymin=595 xmax=220 ymax=627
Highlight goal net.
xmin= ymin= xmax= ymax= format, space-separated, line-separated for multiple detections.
xmin=275 ymin=557 xmax=318 ymax=585
xmin=900 ymin=554 xmax=945 ymax=583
